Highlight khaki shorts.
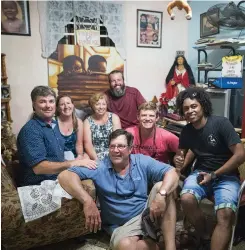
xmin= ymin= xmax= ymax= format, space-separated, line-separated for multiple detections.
xmin=110 ymin=182 xmax=161 ymax=249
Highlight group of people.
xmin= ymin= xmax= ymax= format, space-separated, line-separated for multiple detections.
xmin=17 ymin=67 xmax=245 ymax=250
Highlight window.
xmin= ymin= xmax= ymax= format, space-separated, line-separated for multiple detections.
xmin=59 ymin=16 xmax=115 ymax=47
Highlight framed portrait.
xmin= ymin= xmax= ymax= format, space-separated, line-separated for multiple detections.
xmin=1 ymin=85 xmax=10 ymax=99
xmin=137 ymin=9 xmax=162 ymax=48
xmin=1 ymin=104 xmax=7 ymax=122
xmin=1 ymin=1 xmax=31 ymax=36
xmin=200 ymin=11 xmax=219 ymax=38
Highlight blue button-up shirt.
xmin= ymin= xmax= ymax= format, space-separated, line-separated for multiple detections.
xmin=69 ymin=154 xmax=172 ymax=234
xmin=17 ymin=115 xmax=65 ymax=186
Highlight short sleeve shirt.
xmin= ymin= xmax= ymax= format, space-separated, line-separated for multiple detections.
xmin=17 ymin=116 xmax=65 ymax=186
xmin=68 ymin=154 xmax=173 ymax=233
xmin=179 ymin=116 xmax=241 ymax=172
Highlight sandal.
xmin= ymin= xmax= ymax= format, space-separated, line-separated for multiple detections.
xmin=141 ymin=208 xmax=163 ymax=243
xmin=175 ymin=230 xmax=189 ymax=249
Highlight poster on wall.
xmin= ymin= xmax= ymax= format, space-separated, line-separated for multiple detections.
xmin=222 ymin=55 xmax=243 ymax=78
xmin=137 ymin=9 xmax=162 ymax=48
xmin=76 ymin=29 xmax=101 ymax=46
xmin=48 ymin=45 xmax=124 ymax=109
xmin=1 ymin=1 xmax=31 ymax=36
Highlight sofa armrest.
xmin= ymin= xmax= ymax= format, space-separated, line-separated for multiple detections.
xmin=2 ymin=179 xmax=96 ymax=250
xmin=2 ymin=178 xmax=96 ymax=232
xmin=1 ymin=188 xmax=25 ymax=233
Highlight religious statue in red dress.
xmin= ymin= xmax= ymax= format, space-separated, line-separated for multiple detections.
xmin=160 ymin=55 xmax=195 ymax=107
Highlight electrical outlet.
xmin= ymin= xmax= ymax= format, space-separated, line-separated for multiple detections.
xmin=176 ymin=50 xmax=185 ymax=56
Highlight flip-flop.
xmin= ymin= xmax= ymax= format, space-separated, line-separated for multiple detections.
xmin=141 ymin=208 xmax=163 ymax=243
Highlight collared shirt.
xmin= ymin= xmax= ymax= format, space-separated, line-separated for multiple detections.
xmin=17 ymin=115 xmax=65 ymax=186
xmin=69 ymin=154 xmax=172 ymax=234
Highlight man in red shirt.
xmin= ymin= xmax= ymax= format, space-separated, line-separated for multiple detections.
xmin=126 ymin=102 xmax=179 ymax=163
xmin=105 ymin=70 xmax=145 ymax=129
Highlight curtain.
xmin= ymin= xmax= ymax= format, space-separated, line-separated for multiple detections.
xmin=37 ymin=1 xmax=125 ymax=59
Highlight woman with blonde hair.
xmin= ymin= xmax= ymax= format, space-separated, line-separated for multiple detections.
xmin=84 ymin=92 xmax=121 ymax=160
xmin=56 ymin=95 xmax=85 ymax=160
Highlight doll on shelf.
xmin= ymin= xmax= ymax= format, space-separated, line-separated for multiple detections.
xmin=160 ymin=55 xmax=195 ymax=107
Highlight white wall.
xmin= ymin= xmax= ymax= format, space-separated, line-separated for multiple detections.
xmin=124 ymin=1 xmax=188 ymax=101
xmin=1 ymin=1 xmax=48 ymax=135
xmin=1 ymin=1 xmax=188 ymax=135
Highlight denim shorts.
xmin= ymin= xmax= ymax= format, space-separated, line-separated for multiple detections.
xmin=180 ymin=170 xmax=240 ymax=213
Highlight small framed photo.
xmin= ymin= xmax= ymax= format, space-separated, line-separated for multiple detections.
xmin=1 ymin=85 xmax=10 ymax=99
xmin=200 ymin=11 xmax=219 ymax=38
xmin=137 ymin=9 xmax=162 ymax=48
xmin=1 ymin=104 xmax=7 ymax=122
xmin=1 ymin=1 xmax=31 ymax=36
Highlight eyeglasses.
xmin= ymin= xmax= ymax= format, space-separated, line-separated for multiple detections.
xmin=109 ymin=144 xmax=128 ymax=151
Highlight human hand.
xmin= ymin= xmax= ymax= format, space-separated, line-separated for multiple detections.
xmin=75 ymin=154 xmax=83 ymax=160
xmin=174 ymin=150 xmax=185 ymax=175
xmin=170 ymin=80 xmax=176 ymax=85
xmin=83 ymin=200 xmax=101 ymax=233
xmin=149 ymin=194 xmax=167 ymax=223
xmin=70 ymin=159 xmax=97 ymax=169
xmin=198 ymin=172 xmax=211 ymax=185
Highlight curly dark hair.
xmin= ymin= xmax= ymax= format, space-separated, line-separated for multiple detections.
xmin=176 ymin=87 xmax=213 ymax=117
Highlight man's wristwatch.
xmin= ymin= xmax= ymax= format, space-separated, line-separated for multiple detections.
xmin=210 ymin=171 xmax=217 ymax=180
xmin=157 ymin=189 xmax=168 ymax=197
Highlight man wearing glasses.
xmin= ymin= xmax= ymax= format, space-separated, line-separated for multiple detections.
xmin=126 ymin=102 xmax=179 ymax=164
xmin=58 ymin=129 xmax=179 ymax=250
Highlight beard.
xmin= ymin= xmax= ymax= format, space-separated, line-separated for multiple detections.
xmin=110 ymin=84 xmax=126 ymax=97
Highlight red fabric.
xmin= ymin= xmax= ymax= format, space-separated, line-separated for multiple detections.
xmin=126 ymin=126 xmax=179 ymax=163
xmin=105 ymin=86 xmax=146 ymax=129
xmin=160 ymin=69 xmax=190 ymax=105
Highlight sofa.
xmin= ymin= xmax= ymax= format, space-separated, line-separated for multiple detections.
xmin=1 ymin=162 xmax=96 ymax=250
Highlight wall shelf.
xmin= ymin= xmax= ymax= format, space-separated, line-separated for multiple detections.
xmin=193 ymin=43 xmax=245 ymax=83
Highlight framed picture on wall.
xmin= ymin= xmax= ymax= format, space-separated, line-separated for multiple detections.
xmin=1 ymin=1 xmax=31 ymax=36
xmin=1 ymin=104 xmax=7 ymax=122
xmin=1 ymin=85 xmax=10 ymax=99
xmin=200 ymin=11 xmax=219 ymax=38
xmin=137 ymin=9 xmax=162 ymax=48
